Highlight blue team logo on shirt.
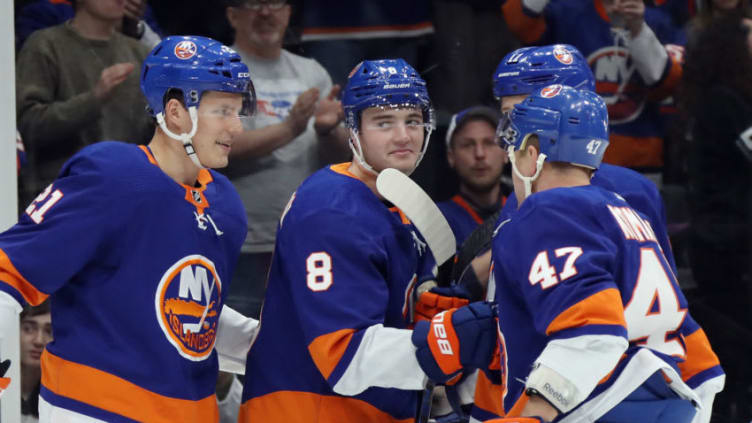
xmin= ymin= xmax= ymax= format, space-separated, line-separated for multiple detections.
xmin=155 ymin=255 xmax=222 ymax=361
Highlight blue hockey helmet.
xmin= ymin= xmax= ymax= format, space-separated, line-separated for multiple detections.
xmin=342 ymin=59 xmax=435 ymax=174
xmin=140 ymin=36 xmax=255 ymax=169
xmin=492 ymin=44 xmax=595 ymax=99
xmin=499 ymin=84 xmax=609 ymax=170
xmin=141 ymin=35 xmax=255 ymax=118
xmin=343 ymin=59 xmax=435 ymax=130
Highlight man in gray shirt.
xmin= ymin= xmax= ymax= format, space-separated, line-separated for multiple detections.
xmin=224 ymin=0 xmax=349 ymax=318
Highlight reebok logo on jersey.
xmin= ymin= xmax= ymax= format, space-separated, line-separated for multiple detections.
xmin=543 ymin=382 xmax=570 ymax=408
xmin=155 ymin=255 xmax=222 ymax=360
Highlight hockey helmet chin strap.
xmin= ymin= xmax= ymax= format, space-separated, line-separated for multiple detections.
xmin=348 ymin=127 xmax=434 ymax=177
xmin=507 ymin=145 xmax=546 ymax=200
xmin=156 ymin=106 xmax=204 ymax=169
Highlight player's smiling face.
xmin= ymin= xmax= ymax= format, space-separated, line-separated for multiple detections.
xmin=358 ymin=106 xmax=425 ymax=174
xmin=192 ymin=91 xmax=245 ymax=169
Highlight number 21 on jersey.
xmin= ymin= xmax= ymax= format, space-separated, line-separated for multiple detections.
xmin=25 ymin=184 xmax=63 ymax=224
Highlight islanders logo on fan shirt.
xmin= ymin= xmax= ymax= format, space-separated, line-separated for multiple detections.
xmin=155 ymin=255 xmax=222 ymax=360
xmin=174 ymin=40 xmax=198 ymax=60
xmin=588 ymin=47 xmax=645 ymax=124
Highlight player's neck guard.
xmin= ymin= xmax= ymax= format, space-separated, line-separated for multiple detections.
xmin=508 ymin=145 xmax=546 ymax=200
xmin=156 ymin=106 xmax=205 ymax=169
xmin=348 ymin=127 xmax=434 ymax=177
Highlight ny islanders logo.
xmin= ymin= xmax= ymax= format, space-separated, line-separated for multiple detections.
xmin=552 ymin=45 xmax=573 ymax=65
xmin=174 ymin=40 xmax=197 ymax=60
xmin=588 ymin=47 xmax=646 ymax=124
xmin=155 ymin=255 xmax=221 ymax=360
xmin=540 ymin=84 xmax=562 ymax=98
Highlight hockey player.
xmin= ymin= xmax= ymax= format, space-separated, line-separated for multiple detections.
xmin=238 ymin=59 xmax=497 ymax=422
xmin=0 ymin=36 xmax=259 ymax=422
xmin=486 ymin=85 xmax=708 ymax=422
xmin=413 ymin=44 xmax=723 ymax=423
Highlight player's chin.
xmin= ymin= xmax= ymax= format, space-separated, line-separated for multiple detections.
xmin=201 ymin=153 xmax=229 ymax=169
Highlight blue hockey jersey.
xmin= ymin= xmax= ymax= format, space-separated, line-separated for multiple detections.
xmin=239 ymin=163 xmax=434 ymax=422
xmin=491 ymin=184 xmax=721 ymax=420
xmin=473 ymin=163 xmax=723 ymax=422
xmin=0 ymin=142 xmax=246 ymax=422
xmin=437 ymin=194 xmax=506 ymax=251
xmin=501 ymin=164 xmax=673 ymax=269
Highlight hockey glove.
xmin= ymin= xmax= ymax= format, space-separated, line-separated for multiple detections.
xmin=414 ymin=280 xmax=471 ymax=323
xmin=0 ymin=359 xmax=10 ymax=398
xmin=412 ymin=302 xmax=497 ymax=385
xmin=483 ymin=418 xmax=546 ymax=423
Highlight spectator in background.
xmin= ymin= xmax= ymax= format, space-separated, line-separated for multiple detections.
xmin=15 ymin=0 xmax=162 ymax=51
xmin=15 ymin=0 xmax=153 ymax=208
xmin=19 ymin=300 xmax=51 ymax=423
xmin=298 ymin=0 xmax=433 ymax=88
xmin=438 ymin=106 xmax=508 ymax=253
xmin=429 ymin=0 xmax=519 ymax=114
xmin=680 ymin=12 xmax=752 ymax=421
xmin=686 ymin=0 xmax=751 ymax=42
xmin=223 ymin=0 xmax=349 ymax=319
xmin=501 ymin=0 xmax=685 ymax=178
xmin=682 ymin=13 xmax=752 ymax=330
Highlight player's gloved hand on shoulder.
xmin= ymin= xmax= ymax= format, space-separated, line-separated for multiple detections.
xmin=483 ymin=417 xmax=547 ymax=423
xmin=414 ymin=279 xmax=471 ymax=323
xmin=412 ymin=302 xmax=497 ymax=385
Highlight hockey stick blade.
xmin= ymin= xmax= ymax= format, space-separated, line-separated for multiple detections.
xmin=377 ymin=168 xmax=456 ymax=265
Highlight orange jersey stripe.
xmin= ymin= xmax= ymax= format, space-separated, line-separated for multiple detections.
xmin=41 ymin=351 xmax=219 ymax=423
xmin=239 ymin=390 xmax=414 ymax=423
xmin=602 ymin=134 xmax=663 ymax=168
xmin=308 ymin=329 xmax=357 ymax=380
xmin=451 ymin=195 xmax=484 ymax=225
xmin=473 ymin=371 xmax=505 ymax=418
xmin=138 ymin=146 xmax=213 ymax=213
xmin=546 ymin=288 xmax=627 ymax=335
xmin=502 ymin=0 xmax=547 ymax=45
xmin=678 ymin=327 xmax=721 ymax=382
xmin=505 ymin=390 xmax=530 ymax=417
xmin=389 ymin=207 xmax=411 ymax=224
xmin=330 ymin=162 xmax=359 ymax=180
xmin=302 ymin=22 xmax=433 ymax=36
xmin=0 ymin=247 xmax=48 ymax=305
xmin=648 ymin=51 xmax=683 ymax=102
